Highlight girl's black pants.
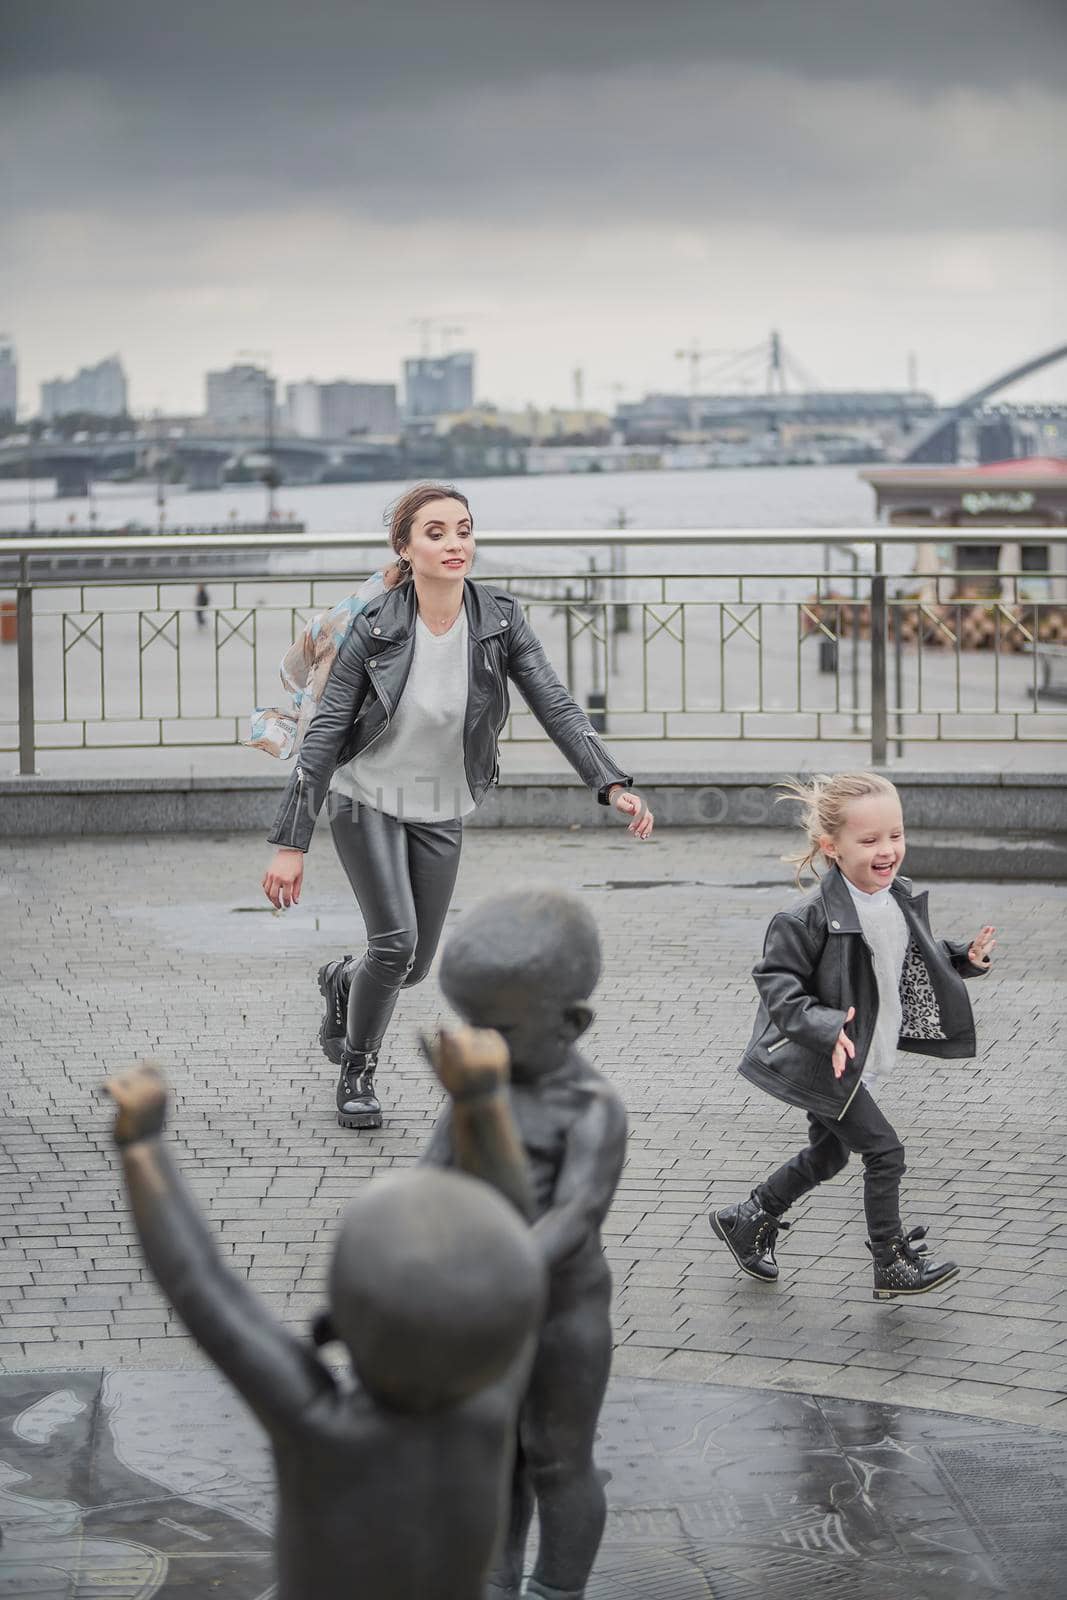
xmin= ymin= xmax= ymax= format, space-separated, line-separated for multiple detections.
xmin=755 ymin=1084 xmax=907 ymax=1243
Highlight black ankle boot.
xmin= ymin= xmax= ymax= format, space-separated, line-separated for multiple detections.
xmin=336 ymin=1049 xmax=382 ymax=1130
xmin=317 ymin=955 xmax=353 ymax=1065
xmin=868 ymin=1226 xmax=959 ymax=1300
xmin=710 ymin=1192 xmax=790 ymax=1282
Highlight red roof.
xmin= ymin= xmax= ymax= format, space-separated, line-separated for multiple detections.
xmin=976 ymin=456 xmax=1067 ymax=476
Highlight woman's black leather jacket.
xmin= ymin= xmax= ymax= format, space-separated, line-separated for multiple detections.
xmin=738 ymin=865 xmax=987 ymax=1122
xmin=268 ymin=579 xmax=633 ymax=851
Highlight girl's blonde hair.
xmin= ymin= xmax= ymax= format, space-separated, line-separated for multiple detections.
xmin=777 ymin=771 xmax=900 ymax=884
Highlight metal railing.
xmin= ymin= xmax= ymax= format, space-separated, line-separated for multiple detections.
xmin=2 ymin=528 xmax=1064 ymax=773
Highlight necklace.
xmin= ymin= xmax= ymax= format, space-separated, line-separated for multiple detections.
xmin=422 ymin=609 xmax=461 ymax=634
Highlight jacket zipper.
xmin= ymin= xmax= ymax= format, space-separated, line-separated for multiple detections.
xmin=279 ymin=764 xmax=306 ymax=848
xmin=837 ymin=1073 xmax=864 ymax=1121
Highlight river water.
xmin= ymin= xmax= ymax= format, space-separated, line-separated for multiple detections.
xmin=3 ymin=461 xmax=874 ymax=532
xmin=2 ymin=462 xmax=917 ymax=583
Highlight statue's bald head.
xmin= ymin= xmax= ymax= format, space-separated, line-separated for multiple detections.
xmin=329 ymin=1169 xmax=545 ymax=1412
xmin=438 ymin=891 xmax=602 ymax=1079
xmin=441 ymin=890 xmax=601 ymax=1010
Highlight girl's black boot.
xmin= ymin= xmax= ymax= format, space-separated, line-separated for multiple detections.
xmin=710 ymin=1192 xmax=790 ymax=1282
xmin=336 ymin=1048 xmax=382 ymax=1130
xmin=868 ymin=1226 xmax=959 ymax=1300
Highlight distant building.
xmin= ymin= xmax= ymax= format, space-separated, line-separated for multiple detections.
xmin=284 ymin=379 xmax=398 ymax=437
xmin=526 ymin=443 xmax=664 ymax=475
xmin=428 ymin=403 xmax=612 ymax=442
xmin=284 ymin=381 xmax=322 ymax=437
xmin=617 ymin=389 xmax=936 ymax=457
xmin=617 ymin=387 xmax=934 ymax=432
xmin=205 ymin=364 xmax=275 ymax=429
xmin=0 ymin=336 xmax=16 ymax=420
xmin=404 ymin=351 xmax=475 ymax=418
xmin=861 ymin=457 xmax=1067 ymax=603
xmin=40 ymin=355 xmax=127 ymax=419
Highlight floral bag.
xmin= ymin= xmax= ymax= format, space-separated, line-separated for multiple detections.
xmin=244 ymin=572 xmax=384 ymax=760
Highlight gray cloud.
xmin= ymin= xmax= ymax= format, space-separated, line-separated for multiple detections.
xmin=4 ymin=2 xmax=1064 ymax=233
xmin=3 ymin=0 xmax=1064 ymax=409
xmin=4 ymin=53 xmax=1064 ymax=235
xmin=6 ymin=0 xmax=1066 ymax=98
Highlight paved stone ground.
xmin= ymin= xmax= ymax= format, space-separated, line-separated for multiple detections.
xmin=1 ymin=826 xmax=1065 ymax=1432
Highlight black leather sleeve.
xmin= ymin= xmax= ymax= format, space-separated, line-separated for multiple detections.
xmin=941 ymin=937 xmax=989 ymax=979
xmin=752 ymin=912 xmax=848 ymax=1055
xmin=267 ymin=627 xmax=370 ymax=851
xmin=505 ymin=607 xmax=633 ymax=804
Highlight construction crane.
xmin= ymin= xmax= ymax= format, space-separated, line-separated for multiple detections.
xmin=673 ymin=333 xmax=822 ymax=424
xmin=408 ymin=317 xmax=468 ymax=357
xmin=674 ymin=343 xmax=731 ymax=430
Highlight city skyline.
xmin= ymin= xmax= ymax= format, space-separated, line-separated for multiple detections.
xmin=11 ymin=332 xmax=1067 ymax=430
xmin=3 ymin=1 xmax=1066 ymax=413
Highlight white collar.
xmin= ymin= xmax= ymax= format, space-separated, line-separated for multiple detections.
xmin=843 ymin=875 xmax=893 ymax=908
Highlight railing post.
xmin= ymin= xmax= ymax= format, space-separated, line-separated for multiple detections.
xmin=563 ymin=586 xmax=576 ymax=694
xmin=870 ymin=542 xmax=888 ymax=766
xmin=16 ymin=555 xmax=36 ymax=775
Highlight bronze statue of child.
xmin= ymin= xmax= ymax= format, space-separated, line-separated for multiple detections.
xmin=105 ymin=1046 xmax=545 ymax=1600
xmin=422 ymin=889 xmax=628 ymax=1600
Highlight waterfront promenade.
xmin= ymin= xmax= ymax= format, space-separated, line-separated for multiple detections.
xmin=3 ymin=825 xmax=1063 ymax=1416
xmin=2 ymin=824 xmax=1065 ymax=1595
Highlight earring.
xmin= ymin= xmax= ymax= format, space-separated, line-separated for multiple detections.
xmin=396 ymin=554 xmax=411 ymax=573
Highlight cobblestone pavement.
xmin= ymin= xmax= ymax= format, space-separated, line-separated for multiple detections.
xmin=2 ymin=826 xmax=1065 ymax=1432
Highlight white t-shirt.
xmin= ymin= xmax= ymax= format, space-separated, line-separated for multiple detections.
xmin=844 ymin=876 xmax=908 ymax=1092
xmin=330 ymin=611 xmax=477 ymax=823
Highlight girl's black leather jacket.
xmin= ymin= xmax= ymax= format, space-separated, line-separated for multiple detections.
xmin=738 ymin=864 xmax=988 ymax=1122
xmin=268 ymin=579 xmax=632 ymax=852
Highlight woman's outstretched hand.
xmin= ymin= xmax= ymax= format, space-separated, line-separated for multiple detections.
xmin=262 ymin=847 xmax=304 ymax=909
xmin=612 ymin=789 xmax=654 ymax=840
xmin=967 ymin=925 xmax=996 ymax=968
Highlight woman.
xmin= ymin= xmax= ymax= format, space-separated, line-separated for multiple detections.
xmin=262 ymin=482 xmax=654 ymax=1130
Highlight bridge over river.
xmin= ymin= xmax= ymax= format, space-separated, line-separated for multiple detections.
xmin=0 ymin=431 xmax=401 ymax=497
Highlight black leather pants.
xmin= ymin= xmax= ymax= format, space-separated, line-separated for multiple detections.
xmin=755 ymin=1085 xmax=907 ymax=1243
xmin=327 ymin=794 xmax=463 ymax=1054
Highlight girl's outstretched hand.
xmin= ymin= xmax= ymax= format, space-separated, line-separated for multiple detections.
xmin=968 ymin=925 xmax=996 ymax=968
xmin=613 ymin=790 xmax=654 ymax=840
xmin=832 ymin=1006 xmax=856 ymax=1080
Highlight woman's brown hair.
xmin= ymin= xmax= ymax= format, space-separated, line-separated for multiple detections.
xmin=385 ymin=483 xmax=473 ymax=574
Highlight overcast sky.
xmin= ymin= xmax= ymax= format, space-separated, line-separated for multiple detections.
xmin=3 ymin=0 xmax=1066 ymax=415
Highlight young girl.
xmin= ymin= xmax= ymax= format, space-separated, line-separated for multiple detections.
xmin=711 ymin=772 xmax=995 ymax=1300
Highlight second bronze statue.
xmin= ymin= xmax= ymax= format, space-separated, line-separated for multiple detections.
xmin=424 ymin=888 xmax=627 ymax=1600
